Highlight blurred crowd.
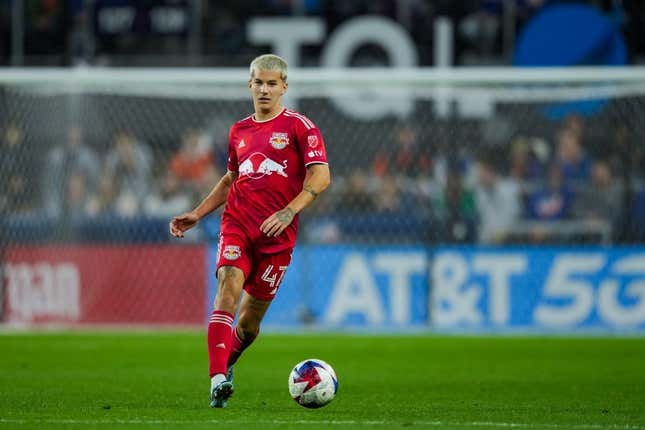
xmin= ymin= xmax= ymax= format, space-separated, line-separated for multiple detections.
xmin=1 ymin=1 xmax=644 ymax=246
xmin=2 ymin=111 xmax=644 ymax=245
xmin=305 ymin=113 xmax=645 ymax=245
xmin=0 ymin=122 xmax=223 ymax=227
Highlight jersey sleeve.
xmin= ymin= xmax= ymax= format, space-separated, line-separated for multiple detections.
xmin=227 ymin=125 xmax=238 ymax=172
xmin=294 ymin=116 xmax=328 ymax=167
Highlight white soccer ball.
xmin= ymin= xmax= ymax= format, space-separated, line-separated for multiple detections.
xmin=288 ymin=358 xmax=338 ymax=408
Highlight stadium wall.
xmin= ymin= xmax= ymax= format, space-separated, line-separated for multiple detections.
xmin=3 ymin=244 xmax=644 ymax=333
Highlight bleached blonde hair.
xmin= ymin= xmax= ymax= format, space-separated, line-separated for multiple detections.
xmin=249 ymin=54 xmax=288 ymax=82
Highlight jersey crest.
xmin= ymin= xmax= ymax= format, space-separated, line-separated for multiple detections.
xmin=270 ymin=132 xmax=289 ymax=149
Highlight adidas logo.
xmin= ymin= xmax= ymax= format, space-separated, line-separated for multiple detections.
xmin=238 ymin=140 xmax=245 ymax=148
xmin=216 ymin=343 xmax=226 ymax=349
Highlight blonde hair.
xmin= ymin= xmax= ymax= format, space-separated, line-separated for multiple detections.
xmin=249 ymin=54 xmax=288 ymax=82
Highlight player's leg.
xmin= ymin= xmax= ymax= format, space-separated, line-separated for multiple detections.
xmin=208 ymin=233 xmax=252 ymax=408
xmin=228 ymin=293 xmax=271 ymax=371
xmin=209 ymin=265 xmax=244 ymax=377
xmin=227 ymin=248 xmax=292 ymax=377
xmin=208 ymin=265 xmax=244 ymax=408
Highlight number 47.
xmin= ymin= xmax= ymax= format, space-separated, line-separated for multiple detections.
xmin=261 ymin=265 xmax=288 ymax=288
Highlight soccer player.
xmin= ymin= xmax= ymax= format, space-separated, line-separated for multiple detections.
xmin=169 ymin=54 xmax=330 ymax=408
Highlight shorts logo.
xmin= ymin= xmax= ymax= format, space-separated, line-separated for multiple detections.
xmin=270 ymin=132 xmax=289 ymax=149
xmin=222 ymin=245 xmax=241 ymax=260
xmin=307 ymin=135 xmax=319 ymax=148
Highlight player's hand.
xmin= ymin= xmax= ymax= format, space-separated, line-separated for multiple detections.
xmin=169 ymin=211 xmax=199 ymax=238
xmin=261 ymin=207 xmax=295 ymax=237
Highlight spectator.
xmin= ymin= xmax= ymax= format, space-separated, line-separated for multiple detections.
xmin=372 ymin=125 xmax=432 ymax=179
xmin=335 ymin=170 xmax=376 ymax=213
xmin=85 ymin=173 xmax=118 ymax=217
xmin=509 ymin=136 xmax=548 ymax=181
xmin=434 ymin=170 xmax=477 ymax=243
xmin=526 ymin=164 xmax=573 ymax=221
xmin=474 ymin=154 xmax=521 ymax=244
xmin=103 ymin=129 xmax=153 ymax=216
xmin=64 ymin=172 xmax=91 ymax=222
xmin=169 ymin=128 xmax=219 ymax=199
xmin=0 ymin=123 xmax=39 ymax=214
xmin=374 ymin=175 xmax=403 ymax=213
xmin=42 ymin=125 xmax=100 ymax=218
xmin=391 ymin=126 xmax=418 ymax=174
xmin=555 ymin=127 xmax=592 ymax=186
xmin=144 ymin=171 xmax=192 ymax=218
xmin=573 ymin=160 xmax=623 ymax=224
xmin=563 ymin=113 xmax=585 ymax=140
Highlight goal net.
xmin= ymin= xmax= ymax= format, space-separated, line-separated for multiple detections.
xmin=1 ymin=67 xmax=644 ymax=326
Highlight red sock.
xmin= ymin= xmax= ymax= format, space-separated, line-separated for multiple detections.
xmin=207 ymin=310 xmax=234 ymax=377
xmin=227 ymin=326 xmax=258 ymax=367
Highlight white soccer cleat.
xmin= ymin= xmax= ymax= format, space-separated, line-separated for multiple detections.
xmin=210 ymin=374 xmax=234 ymax=408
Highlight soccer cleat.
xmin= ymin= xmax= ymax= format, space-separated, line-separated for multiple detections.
xmin=226 ymin=365 xmax=234 ymax=383
xmin=210 ymin=380 xmax=234 ymax=408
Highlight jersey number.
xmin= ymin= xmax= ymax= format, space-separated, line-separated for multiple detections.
xmin=261 ymin=265 xmax=288 ymax=288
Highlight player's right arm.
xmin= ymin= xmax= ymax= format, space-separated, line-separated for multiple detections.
xmin=169 ymin=170 xmax=238 ymax=238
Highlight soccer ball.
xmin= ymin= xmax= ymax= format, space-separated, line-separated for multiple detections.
xmin=288 ymin=358 xmax=338 ymax=408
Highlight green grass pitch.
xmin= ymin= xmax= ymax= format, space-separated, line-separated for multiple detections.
xmin=1 ymin=332 xmax=644 ymax=430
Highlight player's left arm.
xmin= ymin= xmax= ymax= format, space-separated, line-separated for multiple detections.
xmin=260 ymin=163 xmax=330 ymax=237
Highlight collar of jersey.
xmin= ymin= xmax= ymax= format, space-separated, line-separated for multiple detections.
xmin=252 ymin=107 xmax=286 ymax=123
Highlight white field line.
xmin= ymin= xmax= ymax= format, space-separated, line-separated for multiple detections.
xmin=0 ymin=419 xmax=642 ymax=429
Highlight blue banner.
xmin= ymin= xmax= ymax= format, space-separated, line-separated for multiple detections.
xmin=431 ymin=247 xmax=645 ymax=332
xmin=207 ymin=246 xmax=645 ymax=332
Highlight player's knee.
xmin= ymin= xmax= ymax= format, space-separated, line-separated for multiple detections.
xmin=215 ymin=294 xmax=237 ymax=312
xmin=214 ymin=285 xmax=239 ymax=311
xmin=214 ymin=266 xmax=243 ymax=311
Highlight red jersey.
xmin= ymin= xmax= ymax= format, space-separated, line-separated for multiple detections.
xmin=222 ymin=108 xmax=328 ymax=253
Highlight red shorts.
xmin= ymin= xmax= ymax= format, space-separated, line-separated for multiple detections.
xmin=215 ymin=230 xmax=292 ymax=301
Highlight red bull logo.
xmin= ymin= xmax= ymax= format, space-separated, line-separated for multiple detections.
xmin=270 ymin=132 xmax=289 ymax=149
xmin=238 ymin=152 xmax=288 ymax=179
xmin=222 ymin=245 xmax=241 ymax=261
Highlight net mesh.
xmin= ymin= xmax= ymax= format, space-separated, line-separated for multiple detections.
xmin=1 ymin=69 xmax=644 ymax=325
